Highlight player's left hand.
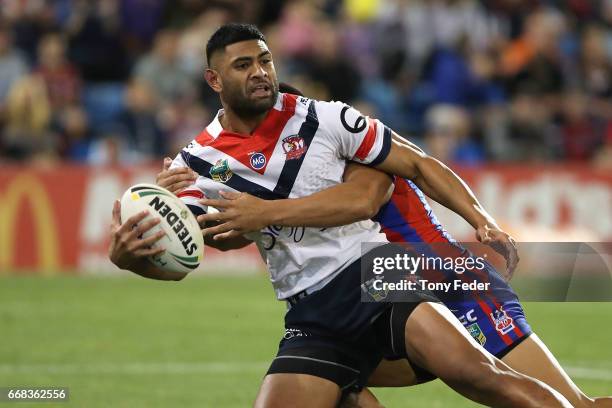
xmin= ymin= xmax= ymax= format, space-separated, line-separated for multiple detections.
xmin=475 ymin=224 xmax=519 ymax=281
xmin=197 ymin=191 xmax=271 ymax=240
xmin=156 ymin=157 xmax=198 ymax=195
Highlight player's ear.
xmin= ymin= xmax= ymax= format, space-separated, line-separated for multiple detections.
xmin=205 ymin=69 xmax=222 ymax=93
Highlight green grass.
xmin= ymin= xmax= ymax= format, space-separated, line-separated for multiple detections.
xmin=0 ymin=275 xmax=611 ymax=407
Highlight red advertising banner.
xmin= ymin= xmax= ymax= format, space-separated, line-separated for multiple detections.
xmin=0 ymin=165 xmax=263 ymax=275
xmin=0 ymin=164 xmax=610 ymax=275
xmin=433 ymin=164 xmax=612 ymax=242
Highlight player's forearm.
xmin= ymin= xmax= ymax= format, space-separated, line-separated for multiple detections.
xmin=413 ymin=156 xmax=497 ymax=229
xmin=377 ymin=137 xmax=496 ymax=230
xmin=265 ymin=184 xmax=382 ymax=228
xmin=127 ymin=258 xmax=186 ymax=281
xmin=262 ymin=163 xmax=392 ymax=228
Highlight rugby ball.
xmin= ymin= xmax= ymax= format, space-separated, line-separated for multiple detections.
xmin=120 ymin=183 xmax=204 ymax=274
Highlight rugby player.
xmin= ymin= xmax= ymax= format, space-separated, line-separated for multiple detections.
xmin=175 ymin=162 xmax=612 ymax=408
xmin=109 ymin=23 xmax=572 ymax=407
xmin=158 ymin=84 xmax=612 ymax=408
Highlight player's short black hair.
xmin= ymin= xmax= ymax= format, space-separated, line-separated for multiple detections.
xmin=279 ymin=82 xmax=304 ymax=96
xmin=206 ymin=23 xmax=267 ymax=67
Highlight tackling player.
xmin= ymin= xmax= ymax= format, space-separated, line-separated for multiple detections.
xmin=109 ymin=23 xmax=573 ymax=407
xmin=173 ymin=160 xmax=611 ymax=408
xmin=158 ymin=84 xmax=612 ymax=408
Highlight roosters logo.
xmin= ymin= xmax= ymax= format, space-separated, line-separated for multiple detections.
xmin=282 ymin=135 xmax=307 ymax=160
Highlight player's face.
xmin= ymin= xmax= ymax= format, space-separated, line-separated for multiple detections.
xmin=211 ymin=40 xmax=279 ymax=117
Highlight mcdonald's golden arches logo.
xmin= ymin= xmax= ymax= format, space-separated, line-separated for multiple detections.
xmin=0 ymin=173 xmax=60 ymax=275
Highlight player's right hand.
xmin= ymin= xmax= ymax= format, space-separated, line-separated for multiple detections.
xmin=108 ymin=200 xmax=166 ymax=271
xmin=476 ymin=224 xmax=519 ymax=281
xmin=156 ymin=157 xmax=198 ymax=195
xmin=197 ymin=191 xmax=271 ymax=240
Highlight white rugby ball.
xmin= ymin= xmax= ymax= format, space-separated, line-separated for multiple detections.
xmin=120 ymin=183 xmax=204 ymax=274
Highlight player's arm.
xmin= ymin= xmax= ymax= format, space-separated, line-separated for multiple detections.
xmin=156 ymin=157 xmax=252 ymax=252
xmin=267 ymin=163 xmax=392 ymax=226
xmin=108 ymin=200 xmax=187 ymax=281
xmin=327 ymin=102 xmax=517 ymax=274
xmin=377 ymin=132 xmax=496 ymax=232
xmin=197 ymin=164 xmax=392 ymax=240
xmin=322 ymin=102 xmax=503 ymax=238
xmin=377 ymin=132 xmax=518 ymax=273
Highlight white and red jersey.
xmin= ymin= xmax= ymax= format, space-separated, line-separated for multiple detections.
xmin=171 ymin=93 xmax=392 ymax=299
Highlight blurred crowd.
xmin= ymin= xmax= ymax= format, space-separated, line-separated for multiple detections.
xmin=0 ymin=0 xmax=611 ymax=167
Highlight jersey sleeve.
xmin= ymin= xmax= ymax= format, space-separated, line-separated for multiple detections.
xmin=317 ymin=100 xmax=392 ymax=166
xmin=170 ymin=151 xmax=207 ymax=216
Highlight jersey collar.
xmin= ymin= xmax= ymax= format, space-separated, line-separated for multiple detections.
xmin=206 ymin=92 xmax=285 ymax=139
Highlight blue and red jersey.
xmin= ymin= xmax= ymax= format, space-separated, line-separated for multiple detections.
xmin=373 ymin=178 xmax=531 ymax=356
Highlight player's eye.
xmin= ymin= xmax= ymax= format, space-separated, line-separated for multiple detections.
xmin=261 ymin=58 xmax=272 ymax=65
xmin=235 ymin=62 xmax=249 ymax=70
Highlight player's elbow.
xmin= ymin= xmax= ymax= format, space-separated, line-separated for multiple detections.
xmin=416 ymin=153 xmax=447 ymax=177
xmin=364 ymin=200 xmax=383 ymax=220
xmin=356 ymin=184 xmax=389 ymax=220
xmin=352 ymin=197 xmax=383 ymax=221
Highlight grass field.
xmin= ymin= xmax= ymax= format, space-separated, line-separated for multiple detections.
xmin=1 ymin=274 xmax=611 ymax=407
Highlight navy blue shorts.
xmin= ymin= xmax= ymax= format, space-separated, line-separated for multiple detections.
xmin=267 ymin=257 xmax=433 ymax=393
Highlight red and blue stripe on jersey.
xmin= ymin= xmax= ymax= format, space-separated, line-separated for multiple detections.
xmin=373 ymin=178 xmax=453 ymax=244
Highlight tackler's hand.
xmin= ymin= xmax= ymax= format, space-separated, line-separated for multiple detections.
xmin=476 ymin=224 xmax=519 ymax=281
xmin=197 ymin=191 xmax=272 ymax=240
xmin=156 ymin=157 xmax=198 ymax=195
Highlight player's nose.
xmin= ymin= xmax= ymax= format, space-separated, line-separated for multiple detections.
xmin=251 ymin=62 xmax=268 ymax=78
